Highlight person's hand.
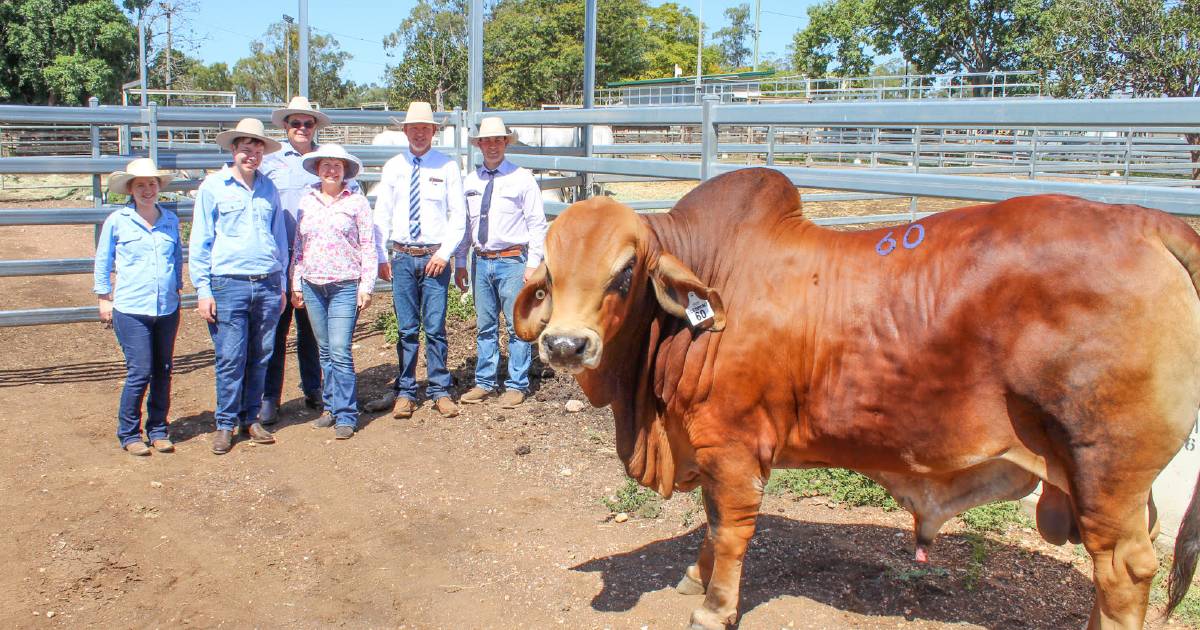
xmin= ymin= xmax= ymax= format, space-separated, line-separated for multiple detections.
xmin=291 ymin=290 xmax=305 ymax=309
xmin=454 ymin=267 xmax=469 ymax=292
xmin=357 ymin=291 xmax=373 ymax=311
xmin=197 ymin=297 xmax=217 ymax=324
xmin=98 ymin=295 xmax=114 ymax=326
xmin=378 ymin=262 xmax=392 ymax=281
xmin=524 ymin=267 xmax=535 ymax=284
xmin=424 ymin=255 xmax=448 ymax=277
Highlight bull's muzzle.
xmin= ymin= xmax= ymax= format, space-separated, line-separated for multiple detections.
xmin=538 ymin=328 xmax=602 ymax=373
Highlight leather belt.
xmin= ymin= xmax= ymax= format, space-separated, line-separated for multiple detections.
xmin=392 ymin=243 xmax=439 ymax=256
xmin=475 ymin=245 xmax=526 ymax=259
xmin=223 ymin=273 xmax=276 ymax=282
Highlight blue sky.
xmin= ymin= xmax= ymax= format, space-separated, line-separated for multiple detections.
xmin=183 ymin=0 xmax=815 ymax=86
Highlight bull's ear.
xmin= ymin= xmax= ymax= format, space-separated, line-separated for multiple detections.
xmin=514 ymin=263 xmax=552 ymax=341
xmin=648 ymin=253 xmax=725 ymax=332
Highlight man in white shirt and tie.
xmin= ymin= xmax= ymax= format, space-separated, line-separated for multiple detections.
xmin=368 ymin=102 xmax=466 ymax=419
xmin=454 ymin=117 xmax=548 ymax=408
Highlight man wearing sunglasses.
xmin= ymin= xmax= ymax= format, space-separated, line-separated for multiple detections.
xmin=260 ymin=96 xmax=360 ymax=425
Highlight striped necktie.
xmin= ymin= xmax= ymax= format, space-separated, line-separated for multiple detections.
xmin=408 ymin=156 xmax=422 ymax=241
xmin=477 ymin=168 xmax=499 ymax=247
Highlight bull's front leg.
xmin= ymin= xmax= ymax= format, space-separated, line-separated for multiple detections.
xmin=686 ymin=448 xmax=766 ymax=630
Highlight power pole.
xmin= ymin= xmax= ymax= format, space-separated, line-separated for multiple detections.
xmin=159 ymin=1 xmax=174 ymax=105
xmin=298 ymin=0 xmax=309 ymax=98
xmin=753 ymin=0 xmax=761 ymax=70
xmin=283 ymin=14 xmax=294 ymax=99
xmin=695 ymin=0 xmax=703 ymax=95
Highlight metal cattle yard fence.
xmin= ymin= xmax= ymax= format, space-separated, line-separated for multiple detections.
xmin=0 ymin=96 xmax=1198 ymax=327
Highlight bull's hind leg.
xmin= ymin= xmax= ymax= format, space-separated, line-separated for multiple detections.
xmin=686 ymin=447 xmax=766 ymax=630
xmin=1078 ymin=504 xmax=1159 ymax=630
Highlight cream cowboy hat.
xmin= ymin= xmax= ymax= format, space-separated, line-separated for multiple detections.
xmin=214 ymin=117 xmax=283 ymax=153
xmin=270 ymin=95 xmax=331 ymax=130
xmin=388 ymin=101 xmax=443 ymax=128
xmin=107 ymin=158 xmax=174 ymax=194
xmin=469 ymin=116 xmax=518 ymax=145
xmin=301 ymin=143 xmax=363 ymax=180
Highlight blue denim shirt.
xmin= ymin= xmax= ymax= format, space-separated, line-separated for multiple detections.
xmin=93 ymin=204 xmax=182 ymax=316
xmin=189 ymin=165 xmax=289 ymax=300
xmin=261 ymin=143 xmax=361 ymax=245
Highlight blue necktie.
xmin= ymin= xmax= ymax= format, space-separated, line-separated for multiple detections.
xmin=408 ymin=156 xmax=422 ymax=241
xmin=477 ymin=168 xmax=499 ymax=247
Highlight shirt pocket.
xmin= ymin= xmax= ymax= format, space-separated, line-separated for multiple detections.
xmin=216 ymin=198 xmax=246 ymax=237
xmin=116 ymin=233 xmax=146 ymax=264
xmin=334 ymin=206 xmax=359 ymax=238
xmin=252 ymin=197 xmax=276 ymax=237
xmin=465 ymin=192 xmax=483 ymax=219
xmin=422 ymin=178 xmax=447 ymax=209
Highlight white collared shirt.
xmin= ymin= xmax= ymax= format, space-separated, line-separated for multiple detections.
xmin=372 ymin=148 xmax=465 ymax=262
xmin=454 ymin=159 xmax=547 ymax=269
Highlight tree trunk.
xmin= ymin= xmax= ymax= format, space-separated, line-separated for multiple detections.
xmin=1187 ymin=133 xmax=1200 ymax=181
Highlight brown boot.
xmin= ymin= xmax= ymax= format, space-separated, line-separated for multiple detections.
xmin=392 ymin=397 xmax=417 ymax=419
xmin=151 ymin=438 xmax=175 ymax=453
xmin=246 ymin=422 xmax=275 ymax=444
xmin=497 ymin=390 xmax=526 ymax=409
xmin=434 ymin=397 xmax=459 ymax=418
xmin=459 ymin=387 xmax=492 ymax=404
xmin=124 ymin=441 xmax=151 ymax=457
xmin=211 ymin=429 xmax=233 ymax=455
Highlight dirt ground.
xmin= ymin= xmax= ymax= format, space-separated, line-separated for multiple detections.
xmin=0 ymin=194 xmax=1196 ymax=629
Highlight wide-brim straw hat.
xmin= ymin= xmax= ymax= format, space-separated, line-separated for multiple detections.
xmin=301 ymin=143 xmax=363 ymax=180
xmin=388 ymin=101 xmax=443 ymax=129
xmin=470 ymin=116 xmax=518 ymax=145
xmin=271 ymin=95 xmax=331 ymax=130
xmin=108 ymin=157 xmax=174 ymax=194
xmin=215 ymin=117 xmax=283 ymax=153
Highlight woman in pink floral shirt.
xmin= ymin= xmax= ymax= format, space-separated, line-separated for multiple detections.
xmin=290 ymin=144 xmax=376 ymax=439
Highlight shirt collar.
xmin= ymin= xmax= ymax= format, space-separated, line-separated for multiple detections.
xmin=479 ymin=159 xmax=511 ymax=176
xmin=220 ymin=164 xmax=260 ymax=189
xmin=285 ymin=140 xmax=317 ymax=157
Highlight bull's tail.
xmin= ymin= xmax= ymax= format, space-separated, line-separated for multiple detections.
xmin=1160 ymin=213 xmax=1200 ymax=615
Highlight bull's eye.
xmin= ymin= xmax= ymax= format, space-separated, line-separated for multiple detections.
xmin=609 ymin=261 xmax=634 ymax=297
xmin=535 ymin=288 xmax=546 ymax=301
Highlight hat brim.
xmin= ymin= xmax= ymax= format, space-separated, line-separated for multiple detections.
xmin=108 ymin=171 xmax=174 ymax=195
xmin=469 ymin=131 xmax=519 ymax=146
xmin=301 ymin=154 xmax=363 ymax=181
xmin=388 ymin=116 xmax=445 ymax=129
xmin=215 ymin=128 xmax=283 ymax=154
xmin=271 ymin=108 xmax=332 ymax=130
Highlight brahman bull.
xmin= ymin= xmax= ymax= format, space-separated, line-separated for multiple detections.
xmin=513 ymin=168 xmax=1200 ymax=629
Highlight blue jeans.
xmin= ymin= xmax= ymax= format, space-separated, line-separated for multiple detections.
xmin=472 ymin=254 xmax=531 ymax=393
xmin=208 ymin=274 xmax=284 ymax=431
xmin=264 ymin=298 xmax=321 ymax=403
xmin=112 ymin=308 xmax=180 ymax=446
xmin=302 ymin=279 xmax=360 ymax=428
xmin=390 ymin=252 xmax=451 ymax=400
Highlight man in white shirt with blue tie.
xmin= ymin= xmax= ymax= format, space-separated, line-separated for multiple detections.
xmin=369 ymin=102 xmax=465 ymax=419
xmin=454 ymin=117 xmax=548 ymax=409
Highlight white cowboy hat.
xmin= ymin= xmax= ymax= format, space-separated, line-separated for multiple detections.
xmin=469 ymin=116 xmax=518 ymax=145
xmin=107 ymin=157 xmax=174 ymax=194
xmin=301 ymin=143 xmax=363 ymax=180
xmin=388 ymin=101 xmax=443 ymax=128
xmin=270 ymin=95 xmax=331 ymax=130
xmin=214 ymin=117 xmax=283 ymax=153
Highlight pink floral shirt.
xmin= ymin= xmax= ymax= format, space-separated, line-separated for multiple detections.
xmin=291 ymin=186 xmax=377 ymax=292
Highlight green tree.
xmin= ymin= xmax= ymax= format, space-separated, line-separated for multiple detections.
xmin=0 ymin=0 xmax=136 ymax=104
xmin=230 ymin=21 xmax=352 ymax=106
xmin=484 ymin=0 xmax=650 ymax=109
xmin=714 ymin=3 xmax=752 ymax=69
xmin=1027 ymin=0 xmax=1200 ymax=177
xmin=639 ymin=2 xmax=722 ymax=79
xmin=384 ymin=0 xmax=468 ymax=111
xmin=790 ymin=0 xmax=1043 ymax=78
xmin=790 ymin=0 xmax=877 ymax=76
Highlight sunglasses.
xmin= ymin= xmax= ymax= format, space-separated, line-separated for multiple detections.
xmin=288 ymin=120 xmax=316 ymax=129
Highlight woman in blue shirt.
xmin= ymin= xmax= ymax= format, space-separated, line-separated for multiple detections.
xmin=93 ymin=158 xmax=182 ymax=456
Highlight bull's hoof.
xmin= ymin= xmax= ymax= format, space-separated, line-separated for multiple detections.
xmin=689 ymin=607 xmax=733 ymax=630
xmin=676 ymin=569 xmax=706 ymax=595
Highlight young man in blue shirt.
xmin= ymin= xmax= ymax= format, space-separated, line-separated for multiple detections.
xmin=189 ymin=118 xmax=289 ymax=455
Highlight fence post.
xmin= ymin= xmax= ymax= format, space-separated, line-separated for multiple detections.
xmin=1124 ymin=128 xmax=1133 ymax=184
xmin=89 ymin=97 xmax=102 ymax=243
xmin=766 ymin=124 xmax=776 ymax=166
xmin=1030 ymin=127 xmax=1038 ymax=180
xmin=910 ymin=125 xmax=921 ymax=219
xmin=452 ymin=106 xmax=463 ymax=166
xmin=701 ymin=94 xmax=718 ymax=181
xmin=147 ymin=101 xmax=159 ymax=165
